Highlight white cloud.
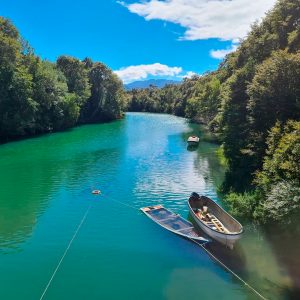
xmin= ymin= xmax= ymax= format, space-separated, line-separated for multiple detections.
xmin=184 ymin=71 xmax=196 ymax=78
xmin=180 ymin=71 xmax=198 ymax=79
xmin=119 ymin=0 xmax=276 ymax=41
xmin=210 ymin=44 xmax=238 ymax=59
xmin=114 ymin=63 xmax=183 ymax=83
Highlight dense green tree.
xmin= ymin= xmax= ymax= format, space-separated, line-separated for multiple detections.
xmin=185 ymin=75 xmax=221 ymax=126
xmin=258 ymin=180 xmax=300 ymax=225
xmin=226 ymin=121 xmax=300 ymax=223
xmin=0 ymin=17 xmax=37 ymax=140
xmin=256 ymin=120 xmax=300 ymax=188
xmin=0 ymin=17 xmax=125 ymax=142
xmin=1 ymin=64 xmax=36 ymax=137
xmin=56 ymin=56 xmax=90 ymax=106
xmin=128 ymin=86 xmax=162 ymax=113
xmin=219 ymin=62 xmax=256 ymax=191
xmin=32 ymin=60 xmax=79 ymax=131
xmin=80 ymin=61 xmax=126 ymax=123
xmin=125 ymin=0 xmax=300 ymax=224
xmin=246 ymin=51 xmax=300 ymax=168
xmin=1 ymin=0 xmax=300 ymax=225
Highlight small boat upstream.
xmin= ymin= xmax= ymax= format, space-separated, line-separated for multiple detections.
xmin=92 ymin=189 xmax=101 ymax=195
xmin=141 ymin=205 xmax=209 ymax=244
xmin=188 ymin=193 xmax=243 ymax=249
xmin=187 ymin=135 xmax=200 ymax=146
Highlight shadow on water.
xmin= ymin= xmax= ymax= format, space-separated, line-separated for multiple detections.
xmin=189 ymin=212 xmax=300 ymax=300
xmin=1 ymin=113 xmax=299 ymax=300
xmin=179 ymin=120 xmax=300 ymax=299
xmin=186 ymin=145 xmax=198 ymax=152
xmin=188 ymin=213 xmax=247 ymax=273
xmin=263 ymin=225 xmax=300 ymax=299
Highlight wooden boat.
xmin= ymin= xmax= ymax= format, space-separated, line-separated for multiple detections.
xmin=188 ymin=193 xmax=243 ymax=249
xmin=187 ymin=136 xmax=200 ymax=146
xmin=141 ymin=205 xmax=209 ymax=244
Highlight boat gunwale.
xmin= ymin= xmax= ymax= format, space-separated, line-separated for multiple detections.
xmin=188 ymin=197 xmax=244 ymax=236
xmin=187 ymin=136 xmax=200 ymax=143
xmin=140 ymin=206 xmax=209 ymax=243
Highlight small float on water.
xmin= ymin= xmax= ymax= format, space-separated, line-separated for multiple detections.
xmin=187 ymin=136 xmax=200 ymax=146
xmin=141 ymin=205 xmax=209 ymax=244
xmin=188 ymin=193 xmax=243 ymax=249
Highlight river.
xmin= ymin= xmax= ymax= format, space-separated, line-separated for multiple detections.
xmin=0 ymin=113 xmax=298 ymax=299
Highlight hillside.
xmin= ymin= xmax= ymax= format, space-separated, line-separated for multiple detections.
xmin=125 ymin=79 xmax=181 ymax=90
xmin=0 ymin=18 xmax=126 ymax=143
xmin=126 ymin=0 xmax=300 ymax=226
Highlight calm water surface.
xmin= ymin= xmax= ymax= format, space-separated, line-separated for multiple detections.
xmin=0 ymin=113 xmax=299 ymax=299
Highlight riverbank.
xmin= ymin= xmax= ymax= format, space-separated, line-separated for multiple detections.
xmin=0 ymin=115 xmax=125 ymax=145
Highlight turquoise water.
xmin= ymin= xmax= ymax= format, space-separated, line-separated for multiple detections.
xmin=0 ymin=113 xmax=298 ymax=299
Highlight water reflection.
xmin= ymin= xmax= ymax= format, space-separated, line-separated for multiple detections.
xmin=189 ymin=212 xmax=299 ymax=300
xmin=186 ymin=145 xmax=198 ymax=152
xmin=264 ymin=226 xmax=300 ymax=299
xmin=183 ymin=121 xmax=300 ymax=299
xmin=0 ymin=113 xmax=299 ymax=300
xmin=0 ymin=121 xmax=125 ymax=252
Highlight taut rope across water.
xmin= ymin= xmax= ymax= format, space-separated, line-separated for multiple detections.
xmin=39 ymin=203 xmax=93 ymax=300
xmin=103 ymin=195 xmax=269 ymax=300
xmin=39 ymin=193 xmax=268 ymax=300
xmin=189 ymin=239 xmax=268 ymax=300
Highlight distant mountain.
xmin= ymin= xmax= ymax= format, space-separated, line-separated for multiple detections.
xmin=125 ymin=79 xmax=181 ymax=90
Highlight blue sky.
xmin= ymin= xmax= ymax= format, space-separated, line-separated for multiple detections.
xmin=1 ymin=0 xmax=276 ymax=83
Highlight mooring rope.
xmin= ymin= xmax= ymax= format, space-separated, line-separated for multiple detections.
xmin=106 ymin=196 xmax=140 ymax=211
xmin=189 ymin=239 xmax=268 ymax=300
xmin=39 ymin=192 xmax=268 ymax=300
xmin=102 ymin=196 xmax=269 ymax=300
xmin=39 ymin=203 xmax=92 ymax=300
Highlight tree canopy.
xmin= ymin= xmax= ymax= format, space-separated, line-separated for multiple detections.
xmin=126 ymin=0 xmax=300 ymax=224
xmin=0 ymin=17 xmax=126 ymax=143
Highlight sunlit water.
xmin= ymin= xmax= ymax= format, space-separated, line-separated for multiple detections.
xmin=0 ymin=113 xmax=299 ymax=299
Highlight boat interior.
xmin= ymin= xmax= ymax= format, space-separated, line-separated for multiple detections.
xmin=189 ymin=195 xmax=242 ymax=234
xmin=193 ymin=207 xmax=230 ymax=233
xmin=142 ymin=206 xmax=204 ymax=238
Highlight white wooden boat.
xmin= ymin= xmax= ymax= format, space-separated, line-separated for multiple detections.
xmin=188 ymin=193 xmax=243 ymax=249
xmin=187 ymin=136 xmax=200 ymax=146
xmin=141 ymin=205 xmax=209 ymax=244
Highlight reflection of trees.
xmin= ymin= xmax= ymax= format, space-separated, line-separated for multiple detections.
xmin=180 ymin=121 xmax=225 ymax=191
xmin=192 ymin=142 xmax=225 ymax=190
xmin=181 ymin=121 xmax=300 ymax=299
xmin=0 ymin=121 xmax=124 ymax=251
xmin=0 ymin=159 xmax=56 ymax=251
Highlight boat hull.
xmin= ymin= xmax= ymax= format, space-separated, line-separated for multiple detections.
xmin=188 ymin=194 xmax=243 ymax=249
xmin=141 ymin=205 xmax=209 ymax=244
xmin=189 ymin=213 xmax=242 ymax=248
xmin=187 ymin=136 xmax=200 ymax=147
xmin=187 ymin=141 xmax=199 ymax=146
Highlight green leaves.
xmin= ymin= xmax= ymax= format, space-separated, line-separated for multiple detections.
xmin=224 ymin=191 xmax=260 ymax=220
xmin=0 ymin=17 xmax=125 ymax=142
xmin=248 ymin=51 xmax=300 ymax=134
xmin=57 ymin=56 xmax=91 ymax=106
xmin=260 ymin=180 xmax=300 ymax=225
xmin=256 ymin=121 xmax=300 ymax=188
xmin=125 ymin=0 xmax=300 ymax=225
xmin=79 ymin=60 xmax=126 ymax=123
xmin=185 ymin=75 xmax=221 ymax=125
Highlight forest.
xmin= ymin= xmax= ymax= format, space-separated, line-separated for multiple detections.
xmin=0 ymin=17 xmax=126 ymax=143
xmin=1 ymin=0 xmax=299 ymax=226
xmin=127 ymin=0 xmax=300 ymax=226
